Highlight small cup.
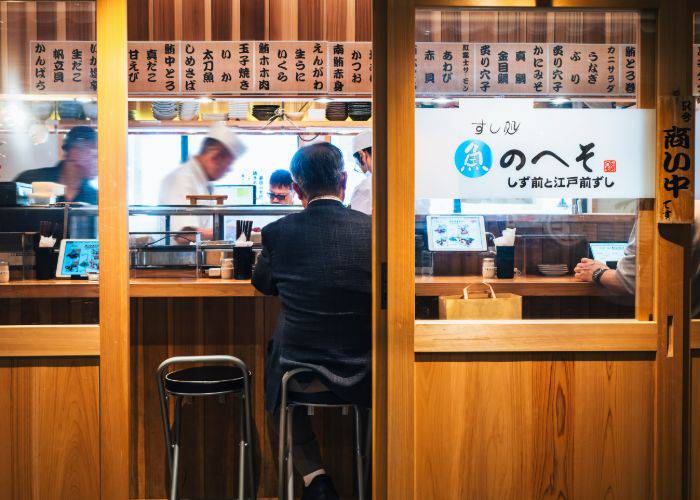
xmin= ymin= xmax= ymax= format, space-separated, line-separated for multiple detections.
xmin=482 ymin=257 xmax=496 ymax=279
xmin=233 ymin=246 xmax=253 ymax=280
xmin=221 ymin=258 xmax=233 ymax=279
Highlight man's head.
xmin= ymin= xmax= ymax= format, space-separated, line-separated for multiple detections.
xmin=290 ymin=142 xmax=347 ymax=206
xmin=196 ymin=125 xmax=247 ymax=181
xmin=268 ymin=169 xmax=294 ymax=205
xmin=63 ymin=126 xmax=97 ymax=178
xmin=352 ymin=130 xmax=373 ymax=174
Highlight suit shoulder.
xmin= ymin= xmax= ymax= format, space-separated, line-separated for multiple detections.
xmin=346 ymin=208 xmax=371 ymax=224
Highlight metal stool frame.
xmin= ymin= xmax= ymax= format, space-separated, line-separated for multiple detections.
xmin=156 ymin=355 xmax=255 ymax=500
xmin=277 ymin=368 xmax=369 ymax=500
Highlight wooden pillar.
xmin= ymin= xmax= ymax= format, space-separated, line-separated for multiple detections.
xmin=373 ymin=0 xmax=415 ymax=498
xmin=654 ymin=1 xmax=694 ymax=497
xmin=97 ymin=0 xmax=130 ymax=498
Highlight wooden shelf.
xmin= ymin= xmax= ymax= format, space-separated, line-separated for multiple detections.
xmin=2 ymin=275 xmax=614 ymax=299
xmin=415 ymin=275 xmax=618 ymax=297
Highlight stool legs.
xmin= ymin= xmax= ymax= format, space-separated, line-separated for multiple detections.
xmin=353 ymin=406 xmax=365 ymax=500
xmin=170 ymin=397 xmax=183 ymax=500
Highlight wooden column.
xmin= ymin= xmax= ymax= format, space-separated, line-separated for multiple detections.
xmin=373 ymin=0 xmax=415 ymax=498
xmin=654 ymin=1 xmax=694 ymax=497
xmin=97 ymin=0 xmax=130 ymax=498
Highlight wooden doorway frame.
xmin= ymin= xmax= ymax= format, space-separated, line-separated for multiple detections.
xmin=372 ymin=1 xmax=695 ymax=498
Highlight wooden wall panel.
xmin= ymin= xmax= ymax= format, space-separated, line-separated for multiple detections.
xmin=415 ymin=353 xmax=654 ymax=499
xmin=211 ymin=0 xmax=234 ymax=41
xmin=0 ymin=358 xmax=99 ymax=500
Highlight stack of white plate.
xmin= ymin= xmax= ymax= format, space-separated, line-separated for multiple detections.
xmin=152 ymin=101 xmax=178 ymax=121
xmin=201 ymin=112 xmax=228 ymax=121
xmin=538 ymin=263 xmax=569 ymax=277
xmin=179 ymin=101 xmax=200 ymax=121
xmin=82 ymin=101 xmax=98 ymax=120
xmin=31 ymin=101 xmax=54 ymax=121
xmin=227 ymin=101 xmax=249 ymax=120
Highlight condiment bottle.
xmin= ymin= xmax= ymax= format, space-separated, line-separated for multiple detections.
xmin=0 ymin=261 xmax=9 ymax=283
xmin=482 ymin=257 xmax=496 ymax=279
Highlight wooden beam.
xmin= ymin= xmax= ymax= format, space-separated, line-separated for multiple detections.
xmin=0 ymin=325 xmax=99 ymax=357
xmin=96 ymin=0 xmax=129 ymax=498
xmin=415 ymin=320 xmax=657 ymax=352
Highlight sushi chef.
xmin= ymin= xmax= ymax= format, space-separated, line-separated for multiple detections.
xmin=159 ymin=124 xmax=247 ymax=240
xmin=349 ymin=130 xmax=372 ymax=215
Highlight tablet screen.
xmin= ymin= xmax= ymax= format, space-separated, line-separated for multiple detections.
xmin=426 ymin=215 xmax=487 ymax=252
xmin=589 ymin=242 xmax=627 ymax=263
xmin=57 ymin=239 xmax=99 ymax=277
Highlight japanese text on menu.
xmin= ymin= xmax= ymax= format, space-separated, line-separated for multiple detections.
xmin=31 ymin=41 xmax=97 ymax=93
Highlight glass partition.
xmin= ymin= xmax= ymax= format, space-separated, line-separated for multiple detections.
xmin=413 ymin=9 xmax=650 ymax=321
xmin=0 ymin=0 xmax=99 ymax=324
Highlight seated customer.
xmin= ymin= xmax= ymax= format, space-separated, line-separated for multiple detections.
xmin=574 ymin=223 xmax=636 ymax=295
xmin=268 ymin=169 xmax=295 ymax=205
xmin=14 ymin=125 xmax=97 ymax=204
xmin=252 ymin=142 xmax=371 ymax=500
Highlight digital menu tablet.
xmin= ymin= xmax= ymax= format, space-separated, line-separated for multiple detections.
xmin=426 ymin=215 xmax=487 ymax=252
xmin=55 ymin=239 xmax=99 ymax=278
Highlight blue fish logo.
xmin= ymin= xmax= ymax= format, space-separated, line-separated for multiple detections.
xmin=454 ymin=139 xmax=493 ymax=178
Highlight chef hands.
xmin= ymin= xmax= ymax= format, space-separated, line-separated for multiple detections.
xmin=574 ymin=258 xmax=608 ymax=282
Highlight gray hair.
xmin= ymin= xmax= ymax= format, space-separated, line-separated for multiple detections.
xmin=290 ymin=142 xmax=345 ymax=198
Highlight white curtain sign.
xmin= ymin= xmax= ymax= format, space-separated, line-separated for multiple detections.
xmin=415 ymin=102 xmax=655 ymax=199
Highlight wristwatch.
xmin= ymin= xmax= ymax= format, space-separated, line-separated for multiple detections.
xmin=592 ymin=267 xmax=609 ymax=285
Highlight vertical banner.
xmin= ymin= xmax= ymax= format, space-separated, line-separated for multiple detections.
xmin=415 ymin=42 xmax=471 ymax=95
xmin=550 ymin=43 xmax=619 ymax=96
xmin=473 ymin=43 xmax=548 ymax=95
xmin=127 ymin=41 xmax=180 ymax=94
xmin=255 ymin=41 xmax=327 ymax=94
xmin=30 ymin=41 xmax=97 ymax=93
xmin=658 ymin=95 xmax=694 ymax=223
xmin=328 ymin=42 xmax=372 ymax=94
xmin=180 ymin=41 xmax=253 ymax=94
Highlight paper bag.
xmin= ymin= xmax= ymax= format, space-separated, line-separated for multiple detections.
xmin=438 ymin=282 xmax=522 ymax=320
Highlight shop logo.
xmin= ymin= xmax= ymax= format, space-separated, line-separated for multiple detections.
xmin=604 ymin=160 xmax=617 ymax=173
xmin=454 ymin=139 xmax=493 ymax=178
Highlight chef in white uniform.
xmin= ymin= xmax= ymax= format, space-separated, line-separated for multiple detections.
xmin=349 ymin=130 xmax=372 ymax=215
xmin=159 ymin=124 xmax=247 ymax=240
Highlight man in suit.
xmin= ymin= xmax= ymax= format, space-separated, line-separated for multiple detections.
xmin=252 ymin=142 xmax=371 ymax=500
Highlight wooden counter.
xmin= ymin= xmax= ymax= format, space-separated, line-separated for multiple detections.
xmin=1 ymin=275 xmax=606 ymax=299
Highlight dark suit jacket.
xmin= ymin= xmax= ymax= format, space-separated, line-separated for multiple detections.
xmin=252 ymin=199 xmax=372 ymax=413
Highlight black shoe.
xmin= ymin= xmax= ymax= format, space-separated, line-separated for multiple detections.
xmin=301 ymin=474 xmax=340 ymax=500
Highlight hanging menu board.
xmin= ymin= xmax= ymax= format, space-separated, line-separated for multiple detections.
xmin=415 ymin=43 xmax=471 ymax=95
xmin=256 ymin=41 xmax=327 ymax=94
xmin=473 ymin=43 xmax=546 ymax=95
xmin=128 ymin=42 xmax=180 ymax=94
xmin=30 ymin=41 xmax=97 ymax=93
xmin=328 ymin=42 xmax=372 ymax=94
xmin=181 ymin=41 xmax=253 ymax=94
xmin=29 ymin=40 xmax=638 ymax=98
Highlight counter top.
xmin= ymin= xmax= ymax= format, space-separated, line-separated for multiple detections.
xmin=415 ymin=275 xmax=613 ymax=297
xmin=1 ymin=275 xmax=606 ymax=299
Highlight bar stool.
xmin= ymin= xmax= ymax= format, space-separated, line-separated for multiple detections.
xmin=156 ymin=355 xmax=255 ymax=500
xmin=277 ymin=368 xmax=369 ymax=500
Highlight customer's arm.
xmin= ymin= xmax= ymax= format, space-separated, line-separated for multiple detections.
xmin=251 ymin=226 xmax=278 ymax=296
xmin=574 ymin=258 xmax=629 ymax=294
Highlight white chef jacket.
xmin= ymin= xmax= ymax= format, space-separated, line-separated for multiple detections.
xmin=350 ymin=172 xmax=372 ymax=215
xmin=158 ymin=158 xmax=212 ymax=230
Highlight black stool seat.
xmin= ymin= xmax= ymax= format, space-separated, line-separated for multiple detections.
xmin=164 ymin=365 xmax=245 ymax=395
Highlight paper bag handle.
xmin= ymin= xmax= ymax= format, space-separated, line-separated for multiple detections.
xmin=463 ymin=282 xmax=497 ymax=300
